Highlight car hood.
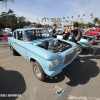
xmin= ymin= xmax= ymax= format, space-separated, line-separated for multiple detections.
xmin=27 ymin=38 xmax=77 ymax=60
xmin=78 ymin=38 xmax=88 ymax=44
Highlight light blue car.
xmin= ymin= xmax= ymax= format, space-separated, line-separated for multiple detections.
xmin=56 ymin=28 xmax=96 ymax=54
xmin=8 ymin=28 xmax=78 ymax=81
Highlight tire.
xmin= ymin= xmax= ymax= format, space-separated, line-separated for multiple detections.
xmin=97 ymin=35 xmax=100 ymax=40
xmin=33 ymin=61 xmax=45 ymax=81
xmin=77 ymin=45 xmax=83 ymax=54
xmin=10 ymin=45 xmax=18 ymax=55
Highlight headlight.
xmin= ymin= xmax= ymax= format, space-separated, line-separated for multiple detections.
xmin=49 ymin=59 xmax=59 ymax=68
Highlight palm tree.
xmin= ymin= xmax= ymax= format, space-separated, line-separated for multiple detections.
xmin=71 ymin=16 xmax=73 ymax=21
xmin=47 ymin=18 xmax=49 ymax=25
xmin=90 ymin=13 xmax=93 ymax=17
xmin=63 ymin=17 xmax=65 ymax=26
xmin=80 ymin=18 xmax=82 ymax=22
xmin=67 ymin=16 xmax=69 ymax=19
xmin=44 ymin=17 xmax=46 ymax=25
xmin=90 ymin=13 xmax=93 ymax=22
xmin=78 ymin=15 xmax=80 ymax=22
xmin=83 ymin=14 xmax=85 ymax=22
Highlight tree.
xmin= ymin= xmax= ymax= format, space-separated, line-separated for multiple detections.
xmin=7 ymin=9 xmax=14 ymax=15
xmin=0 ymin=0 xmax=14 ymax=8
xmin=71 ymin=16 xmax=73 ymax=21
xmin=78 ymin=15 xmax=80 ymax=22
xmin=90 ymin=13 xmax=93 ymax=17
xmin=0 ymin=9 xmax=30 ymax=28
xmin=80 ymin=18 xmax=82 ymax=22
xmin=35 ymin=23 xmax=42 ymax=28
xmin=83 ymin=14 xmax=85 ymax=21
xmin=98 ymin=20 xmax=100 ymax=25
xmin=93 ymin=18 xmax=99 ymax=24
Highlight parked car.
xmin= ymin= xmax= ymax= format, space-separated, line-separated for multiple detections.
xmin=56 ymin=28 xmax=95 ymax=54
xmin=8 ymin=28 xmax=78 ymax=81
xmin=0 ymin=27 xmax=3 ymax=40
xmin=97 ymin=28 xmax=100 ymax=32
xmin=83 ymin=28 xmax=100 ymax=39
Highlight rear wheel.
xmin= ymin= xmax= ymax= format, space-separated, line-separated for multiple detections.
xmin=33 ymin=61 xmax=45 ymax=81
xmin=77 ymin=45 xmax=83 ymax=54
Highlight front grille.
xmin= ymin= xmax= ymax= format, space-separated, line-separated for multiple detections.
xmin=64 ymin=49 xmax=77 ymax=64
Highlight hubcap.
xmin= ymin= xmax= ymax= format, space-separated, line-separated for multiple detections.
xmin=77 ymin=46 xmax=81 ymax=53
xmin=34 ymin=66 xmax=41 ymax=78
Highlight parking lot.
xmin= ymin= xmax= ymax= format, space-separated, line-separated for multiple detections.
xmin=0 ymin=40 xmax=100 ymax=100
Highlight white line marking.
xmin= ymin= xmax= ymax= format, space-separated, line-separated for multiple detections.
xmin=0 ymin=63 xmax=10 ymax=67
xmin=68 ymin=95 xmax=100 ymax=100
xmin=29 ymin=83 xmax=37 ymax=100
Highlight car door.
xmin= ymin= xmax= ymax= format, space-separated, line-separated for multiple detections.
xmin=14 ymin=30 xmax=27 ymax=58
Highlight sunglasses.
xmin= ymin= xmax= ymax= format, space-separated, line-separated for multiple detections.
xmin=71 ymin=25 xmax=74 ymax=26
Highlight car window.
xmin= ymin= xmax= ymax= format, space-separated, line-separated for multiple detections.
xmin=57 ymin=30 xmax=63 ymax=35
xmin=24 ymin=29 xmax=51 ymax=42
xmin=17 ymin=31 xmax=23 ymax=41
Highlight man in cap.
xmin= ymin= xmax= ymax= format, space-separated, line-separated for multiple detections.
xmin=51 ymin=24 xmax=58 ymax=38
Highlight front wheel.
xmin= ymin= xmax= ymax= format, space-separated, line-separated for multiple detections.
xmin=10 ymin=45 xmax=18 ymax=55
xmin=77 ymin=45 xmax=83 ymax=54
xmin=33 ymin=62 xmax=45 ymax=81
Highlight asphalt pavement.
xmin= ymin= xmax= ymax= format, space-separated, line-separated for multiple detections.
xmin=0 ymin=40 xmax=100 ymax=100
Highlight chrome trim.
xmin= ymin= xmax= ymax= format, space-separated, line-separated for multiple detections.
xmin=63 ymin=48 xmax=77 ymax=64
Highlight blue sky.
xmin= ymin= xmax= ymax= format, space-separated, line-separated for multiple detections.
xmin=0 ymin=0 xmax=100 ymax=23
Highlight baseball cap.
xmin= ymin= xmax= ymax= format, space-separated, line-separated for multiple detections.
xmin=53 ymin=24 xmax=57 ymax=26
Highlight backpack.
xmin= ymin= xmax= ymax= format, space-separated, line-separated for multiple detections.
xmin=75 ymin=29 xmax=82 ymax=41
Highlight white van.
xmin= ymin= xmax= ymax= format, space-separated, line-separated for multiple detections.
xmin=4 ymin=28 xmax=12 ymax=33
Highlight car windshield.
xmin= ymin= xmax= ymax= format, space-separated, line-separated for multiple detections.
xmin=24 ymin=29 xmax=51 ymax=41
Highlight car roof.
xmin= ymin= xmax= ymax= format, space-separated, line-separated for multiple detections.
xmin=56 ymin=27 xmax=65 ymax=31
xmin=15 ymin=28 xmax=47 ymax=31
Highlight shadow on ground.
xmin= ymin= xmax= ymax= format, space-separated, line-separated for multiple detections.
xmin=66 ymin=59 xmax=99 ymax=86
xmin=0 ymin=67 xmax=26 ymax=100
xmin=92 ymin=41 xmax=100 ymax=45
xmin=45 ymin=56 xmax=99 ymax=87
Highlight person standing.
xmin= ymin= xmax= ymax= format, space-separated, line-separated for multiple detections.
xmin=51 ymin=24 xmax=58 ymax=38
xmin=70 ymin=22 xmax=82 ymax=43
xmin=63 ymin=25 xmax=71 ymax=40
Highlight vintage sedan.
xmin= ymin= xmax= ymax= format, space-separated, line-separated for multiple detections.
xmin=8 ymin=28 xmax=78 ymax=81
xmin=56 ymin=28 xmax=95 ymax=54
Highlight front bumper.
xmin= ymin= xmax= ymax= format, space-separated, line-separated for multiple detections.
xmin=82 ymin=40 xmax=93 ymax=48
xmin=62 ymin=56 xmax=79 ymax=71
xmin=44 ymin=53 xmax=78 ymax=77
xmin=83 ymin=44 xmax=91 ymax=48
